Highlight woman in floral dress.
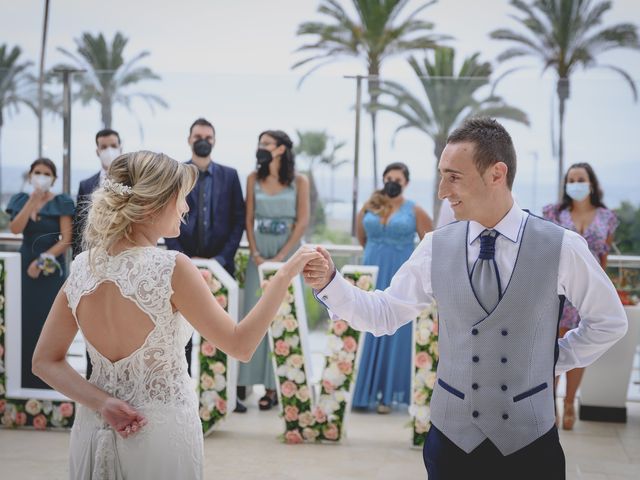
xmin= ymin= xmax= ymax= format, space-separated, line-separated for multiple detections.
xmin=543 ymin=162 xmax=619 ymax=430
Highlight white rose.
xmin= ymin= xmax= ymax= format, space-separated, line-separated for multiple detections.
xmin=356 ymin=275 xmax=372 ymax=290
xmin=410 ymin=405 xmax=430 ymax=423
xmin=42 ymin=400 xmax=53 ymax=415
xmin=318 ymin=395 xmax=340 ymax=415
xmin=276 ymin=365 xmax=289 ymax=378
xmin=425 ymin=371 xmax=437 ymax=389
xmin=278 ymin=302 xmax=292 ymax=316
xmin=25 ymin=399 xmax=42 ymax=416
xmin=286 ymin=335 xmax=300 ymax=348
xmin=213 ymin=374 xmax=227 ymax=392
xmin=200 ymin=373 xmax=215 ymax=390
xmin=210 ymin=278 xmax=222 ymax=294
xmin=271 ymin=319 xmax=285 ymax=339
xmin=287 ymin=354 xmax=304 ymax=370
xmin=293 ymin=369 xmax=306 ymax=384
xmin=327 ymin=335 xmax=344 ymax=354
xmin=212 ymin=362 xmax=226 ymax=375
xmin=199 ymin=406 xmax=211 ymax=421
xmin=200 ymin=390 xmax=219 ymax=410
xmin=322 ymin=364 xmax=346 ymax=387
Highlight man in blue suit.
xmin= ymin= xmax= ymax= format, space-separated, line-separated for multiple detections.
xmin=165 ymin=118 xmax=247 ymax=412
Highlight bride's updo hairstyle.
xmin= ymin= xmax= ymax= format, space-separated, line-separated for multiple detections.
xmin=83 ymin=150 xmax=198 ymax=254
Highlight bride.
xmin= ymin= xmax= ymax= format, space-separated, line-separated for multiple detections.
xmin=31 ymin=151 xmax=323 ymax=479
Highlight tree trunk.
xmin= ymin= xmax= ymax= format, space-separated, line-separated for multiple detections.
xmin=101 ymin=96 xmax=112 ymax=128
xmin=432 ymin=138 xmax=447 ymax=222
xmin=37 ymin=0 xmax=50 ymax=157
xmin=368 ymin=64 xmax=380 ymax=190
xmin=556 ymin=78 xmax=570 ymax=201
xmin=307 ymin=167 xmax=319 ymax=237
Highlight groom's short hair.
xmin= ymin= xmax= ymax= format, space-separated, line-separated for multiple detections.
xmin=447 ymin=117 xmax=517 ymax=189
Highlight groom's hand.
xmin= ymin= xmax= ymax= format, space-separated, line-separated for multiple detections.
xmin=303 ymin=246 xmax=335 ymax=291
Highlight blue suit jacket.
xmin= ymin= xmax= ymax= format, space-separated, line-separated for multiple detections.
xmin=73 ymin=172 xmax=101 ymax=257
xmin=165 ymin=161 xmax=245 ymax=274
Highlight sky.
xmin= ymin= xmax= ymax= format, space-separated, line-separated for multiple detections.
xmin=1 ymin=0 xmax=640 ymax=218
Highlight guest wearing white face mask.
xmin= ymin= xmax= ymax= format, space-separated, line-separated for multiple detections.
xmin=6 ymin=158 xmax=75 ymax=389
xmin=72 ymin=128 xmax=122 ymax=257
xmin=543 ymin=162 xmax=619 ymax=430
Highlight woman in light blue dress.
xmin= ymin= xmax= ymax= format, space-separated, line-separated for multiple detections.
xmin=352 ymin=162 xmax=432 ymax=413
xmin=239 ymin=130 xmax=310 ymax=410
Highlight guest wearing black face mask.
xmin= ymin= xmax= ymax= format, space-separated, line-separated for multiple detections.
xmin=352 ymin=162 xmax=433 ymax=414
xmin=165 ymin=117 xmax=247 ymax=412
xmin=238 ymin=130 xmax=310 ymax=410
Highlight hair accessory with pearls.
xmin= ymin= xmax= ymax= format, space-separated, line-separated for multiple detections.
xmin=103 ymin=178 xmax=133 ymax=196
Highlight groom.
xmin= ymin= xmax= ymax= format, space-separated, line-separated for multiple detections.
xmin=303 ymin=118 xmax=627 ymax=479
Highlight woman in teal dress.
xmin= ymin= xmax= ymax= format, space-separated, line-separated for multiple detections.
xmin=239 ymin=130 xmax=309 ymax=410
xmin=6 ymin=158 xmax=75 ymax=389
xmin=352 ymin=162 xmax=432 ymax=413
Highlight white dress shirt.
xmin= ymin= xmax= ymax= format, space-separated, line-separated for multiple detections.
xmin=318 ymin=202 xmax=628 ymax=375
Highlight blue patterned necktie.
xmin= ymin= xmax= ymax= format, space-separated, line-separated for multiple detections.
xmin=471 ymin=229 xmax=502 ymax=313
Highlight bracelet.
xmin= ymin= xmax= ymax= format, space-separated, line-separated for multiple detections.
xmin=252 ymin=251 xmax=261 ymax=259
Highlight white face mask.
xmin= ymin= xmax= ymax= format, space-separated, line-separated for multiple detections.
xmin=98 ymin=147 xmax=121 ymax=170
xmin=31 ymin=174 xmax=53 ymax=192
xmin=566 ymin=182 xmax=591 ymax=202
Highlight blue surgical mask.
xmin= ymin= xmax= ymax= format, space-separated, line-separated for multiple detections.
xmin=566 ymin=182 xmax=590 ymax=201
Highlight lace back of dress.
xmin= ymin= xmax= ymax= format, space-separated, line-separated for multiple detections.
xmin=65 ymin=248 xmax=194 ymax=408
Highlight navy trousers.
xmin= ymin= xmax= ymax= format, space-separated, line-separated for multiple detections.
xmin=423 ymin=425 xmax=565 ymax=480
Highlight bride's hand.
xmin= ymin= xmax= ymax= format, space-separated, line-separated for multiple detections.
xmin=100 ymin=397 xmax=147 ymax=438
xmin=278 ymin=246 xmax=325 ymax=280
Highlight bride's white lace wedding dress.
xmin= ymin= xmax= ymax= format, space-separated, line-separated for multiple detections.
xmin=65 ymin=247 xmax=203 ymax=479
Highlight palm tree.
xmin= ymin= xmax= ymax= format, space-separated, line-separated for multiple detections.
xmin=56 ymin=31 xmax=168 ymax=128
xmin=491 ymin=0 xmax=640 ymax=199
xmin=293 ymin=0 xmax=449 ymax=190
xmin=295 ymin=130 xmax=348 ymax=234
xmin=0 ymin=44 xmax=35 ymax=202
xmin=370 ymin=47 xmax=529 ymax=219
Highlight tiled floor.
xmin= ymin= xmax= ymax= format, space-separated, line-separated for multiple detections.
xmin=1 ymin=394 xmax=639 ymax=479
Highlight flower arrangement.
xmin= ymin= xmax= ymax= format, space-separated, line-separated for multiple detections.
xmin=609 ymin=269 xmax=639 ymax=306
xmin=309 ymin=271 xmax=374 ymax=442
xmin=0 ymin=259 xmax=75 ymax=430
xmin=264 ymin=267 xmax=375 ymax=444
xmin=197 ymin=268 xmax=230 ymax=432
xmin=409 ymin=305 xmax=439 ymax=447
xmin=36 ymin=253 xmax=62 ymax=277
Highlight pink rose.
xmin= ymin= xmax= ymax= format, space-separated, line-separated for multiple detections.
xmin=32 ymin=414 xmax=47 ymax=430
xmin=313 ymin=407 xmax=327 ymax=424
xmin=342 ymin=336 xmax=357 ymax=353
xmin=283 ymin=317 xmax=298 ymax=333
xmin=433 ymin=320 xmax=439 ymax=335
xmin=323 ymin=423 xmax=339 ymax=441
xmin=337 ymin=360 xmax=353 ymax=375
xmin=332 ymin=320 xmax=348 ymax=336
xmin=284 ymin=429 xmax=304 ymax=444
xmin=274 ymin=340 xmax=290 ymax=357
xmin=281 ymin=381 xmax=298 ymax=398
xmin=15 ymin=412 xmax=27 ymax=426
xmin=415 ymin=352 xmax=432 ymax=370
xmin=322 ymin=380 xmax=335 ymax=393
xmin=216 ymin=398 xmax=227 ymax=414
xmin=201 ymin=341 xmax=216 ymax=357
xmin=59 ymin=402 xmax=74 ymax=418
xmin=284 ymin=405 xmax=299 ymax=422
xmin=215 ymin=294 xmax=228 ymax=309
xmin=0 ymin=400 xmax=5 ymax=414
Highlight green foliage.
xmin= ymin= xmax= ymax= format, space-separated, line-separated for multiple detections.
xmin=614 ymin=201 xmax=640 ymax=255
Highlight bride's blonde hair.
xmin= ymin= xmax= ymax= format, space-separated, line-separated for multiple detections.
xmin=83 ymin=150 xmax=198 ymax=255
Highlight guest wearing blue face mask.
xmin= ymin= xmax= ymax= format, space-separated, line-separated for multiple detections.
xmin=6 ymin=158 xmax=75 ymax=389
xmin=543 ymin=162 xmax=619 ymax=430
